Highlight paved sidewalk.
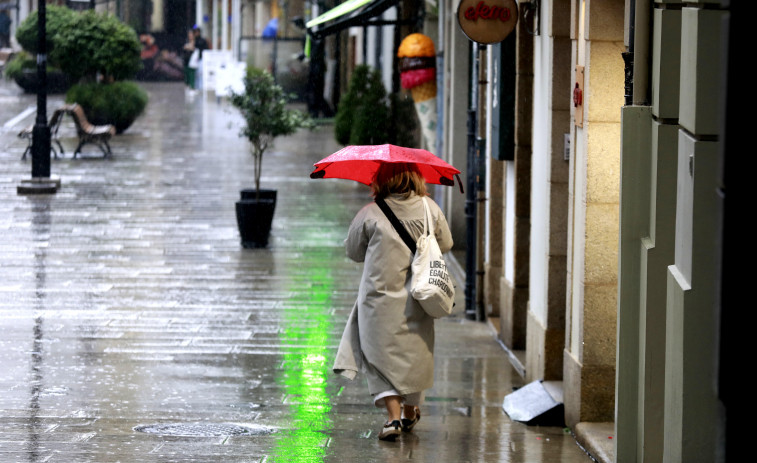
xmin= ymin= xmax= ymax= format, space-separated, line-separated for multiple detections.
xmin=0 ymin=79 xmax=595 ymax=462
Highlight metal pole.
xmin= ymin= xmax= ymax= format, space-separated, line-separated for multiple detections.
xmin=272 ymin=32 xmax=278 ymax=81
xmin=475 ymin=43 xmax=486 ymax=322
xmin=31 ymin=0 xmax=50 ymax=180
xmin=334 ymin=30 xmax=341 ymax=108
xmin=464 ymin=41 xmax=479 ymax=320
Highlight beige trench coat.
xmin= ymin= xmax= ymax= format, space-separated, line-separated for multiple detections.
xmin=333 ymin=193 xmax=453 ymax=397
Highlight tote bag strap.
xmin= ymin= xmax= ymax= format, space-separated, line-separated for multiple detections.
xmin=375 ymin=197 xmax=417 ymax=254
xmin=420 ymin=197 xmax=432 ymax=237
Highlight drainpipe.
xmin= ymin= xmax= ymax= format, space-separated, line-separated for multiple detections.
xmin=622 ymin=0 xmax=635 ymax=105
xmin=631 ymin=0 xmax=651 ymax=106
xmin=633 ymin=0 xmax=651 ymax=106
xmin=465 ymin=42 xmax=485 ymax=321
xmin=476 ymin=44 xmax=487 ymax=320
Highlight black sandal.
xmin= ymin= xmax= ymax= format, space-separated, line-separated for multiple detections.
xmin=401 ymin=407 xmax=420 ymax=432
xmin=378 ymin=419 xmax=401 ymax=441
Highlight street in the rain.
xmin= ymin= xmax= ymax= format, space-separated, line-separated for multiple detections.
xmin=0 ymin=79 xmax=595 ymax=462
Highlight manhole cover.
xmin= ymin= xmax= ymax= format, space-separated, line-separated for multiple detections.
xmin=134 ymin=422 xmax=274 ymax=437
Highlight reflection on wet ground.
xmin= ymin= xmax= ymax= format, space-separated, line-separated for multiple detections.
xmin=0 ymin=79 xmax=593 ymax=462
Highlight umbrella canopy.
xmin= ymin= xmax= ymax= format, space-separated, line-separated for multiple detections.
xmin=310 ymin=144 xmax=463 ymax=191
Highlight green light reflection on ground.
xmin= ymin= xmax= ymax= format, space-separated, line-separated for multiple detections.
xmin=272 ymin=263 xmax=335 ymax=462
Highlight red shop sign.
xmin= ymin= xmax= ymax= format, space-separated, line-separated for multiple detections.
xmin=457 ymin=0 xmax=518 ymax=44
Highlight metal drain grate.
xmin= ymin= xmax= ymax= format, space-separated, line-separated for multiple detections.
xmin=134 ymin=422 xmax=274 ymax=437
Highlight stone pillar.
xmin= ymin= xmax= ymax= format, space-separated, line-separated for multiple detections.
xmin=615 ymin=6 xmax=681 ymax=461
xmin=484 ymin=157 xmax=504 ymax=318
xmin=563 ymin=0 xmax=625 ymax=425
xmin=525 ymin=0 xmax=571 ymax=384
xmin=498 ymin=7 xmax=533 ymax=351
xmin=663 ymin=6 xmax=724 ymax=462
xmin=483 ymin=40 xmax=502 ymax=318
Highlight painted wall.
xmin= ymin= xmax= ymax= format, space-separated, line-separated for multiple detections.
xmin=530 ymin=0 xmax=552 ymax=332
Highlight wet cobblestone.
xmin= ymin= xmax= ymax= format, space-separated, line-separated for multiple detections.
xmin=0 ymin=79 xmax=593 ymax=462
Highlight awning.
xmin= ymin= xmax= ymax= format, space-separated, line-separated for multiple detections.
xmin=305 ymin=0 xmax=415 ymax=39
xmin=306 ymin=0 xmax=373 ymax=29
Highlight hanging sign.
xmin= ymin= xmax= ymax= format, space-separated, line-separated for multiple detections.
xmin=457 ymin=0 xmax=519 ymax=45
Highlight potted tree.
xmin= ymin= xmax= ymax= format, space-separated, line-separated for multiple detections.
xmin=7 ymin=5 xmax=76 ymax=94
xmin=229 ymin=66 xmax=313 ymax=248
xmin=55 ymin=10 xmax=146 ymax=134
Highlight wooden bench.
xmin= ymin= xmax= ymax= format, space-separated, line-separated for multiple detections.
xmin=18 ymin=103 xmax=116 ymax=159
xmin=66 ymin=103 xmax=116 ymax=158
xmin=18 ymin=106 xmax=68 ymax=160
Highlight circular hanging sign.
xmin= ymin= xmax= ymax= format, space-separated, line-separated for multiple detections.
xmin=457 ymin=0 xmax=519 ymax=45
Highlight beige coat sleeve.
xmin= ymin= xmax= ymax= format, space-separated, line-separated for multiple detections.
xmin=345 ymin=204 xmax=372 ymax=263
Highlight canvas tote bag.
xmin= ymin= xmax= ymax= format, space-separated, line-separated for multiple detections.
xmin=375 ymin=196 xmax=455 ymax=318
xmin=410 ymin=197 xmax=455 ymax=317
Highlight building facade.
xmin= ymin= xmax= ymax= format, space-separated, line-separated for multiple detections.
xmin=433 ymin=0 xmax=734 ymax=461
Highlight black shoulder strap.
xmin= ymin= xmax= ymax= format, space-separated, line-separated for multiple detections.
xmin=375 ymin=197 xmax=416 ymax=254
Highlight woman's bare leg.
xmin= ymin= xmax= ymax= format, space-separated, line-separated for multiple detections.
xmin=384 ymin=395 xmax=402 ymax=422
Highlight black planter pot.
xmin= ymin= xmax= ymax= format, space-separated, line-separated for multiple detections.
xmin=235 ymin=189 xmax=277 ymax=248
xmin=14 ymin=69 xmax=72 ymax=94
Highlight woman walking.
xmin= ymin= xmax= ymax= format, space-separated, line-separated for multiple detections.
xmin=182 ymin=30 xmax=196 ymax=90
xmin=333 ymin=162 xmax=453 ymax=441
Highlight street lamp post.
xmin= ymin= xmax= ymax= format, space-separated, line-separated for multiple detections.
xmin=32 ymin=0 xmax=50 ymax=178
xmin=17 ymin=0 xmax=59 ymax=195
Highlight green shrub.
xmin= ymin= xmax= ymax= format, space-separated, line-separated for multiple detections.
xmin=14 ymin=7 xmax=146 ymax=131
xmin=52 ymin=10 xmax=142 ymax=83
xmin=14 ymin=5 xmax=77 ymax=60
xmin=351 ymin=67 xmax=389 ymax=145
xmin=2 ymin=51 xmax=34 ymax=80
xmin=66 ymin=81 xmax=148 ymax=133
xmin=2 ymin=50 xmax=68 ymax=84
xmin=388 ymin=92 xmax=419 ymax=148
xmin=14 ymin=7 xmax=141 ymax=84
xmin=335 ymin=64 xmax=417 ymax=146
xmin=335 ymin=65 xmax=378 ymax=145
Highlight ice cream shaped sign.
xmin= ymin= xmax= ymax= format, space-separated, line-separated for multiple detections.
xmin=457 ymin=0 xmax=518 ymax=44
xmin=398 ymin=33 xmax=438 ymax=152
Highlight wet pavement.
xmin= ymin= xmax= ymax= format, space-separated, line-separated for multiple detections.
xmin=0 ymin=79 xmax=595 ymax=462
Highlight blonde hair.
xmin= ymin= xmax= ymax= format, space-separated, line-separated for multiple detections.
xmin=371 ymin=163 xmax=427 ymax=199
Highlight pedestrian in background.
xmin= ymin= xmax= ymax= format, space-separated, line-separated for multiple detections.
xmin=183 ymin=30 xmax=196 ymax=91
xmin=191 ymin=27 xmax=208 ymax=90
xmin=0 ymin=10 xmax=11 ymax=49
xmin=333 ymin=162 xmax=453 ymax=441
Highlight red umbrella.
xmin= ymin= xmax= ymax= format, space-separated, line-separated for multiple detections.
xmin=310 ymin=144 xmax=463 ymax=192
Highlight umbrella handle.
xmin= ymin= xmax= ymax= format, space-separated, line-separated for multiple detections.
xmin=456 ymin=174 xmax=464 ymax=194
